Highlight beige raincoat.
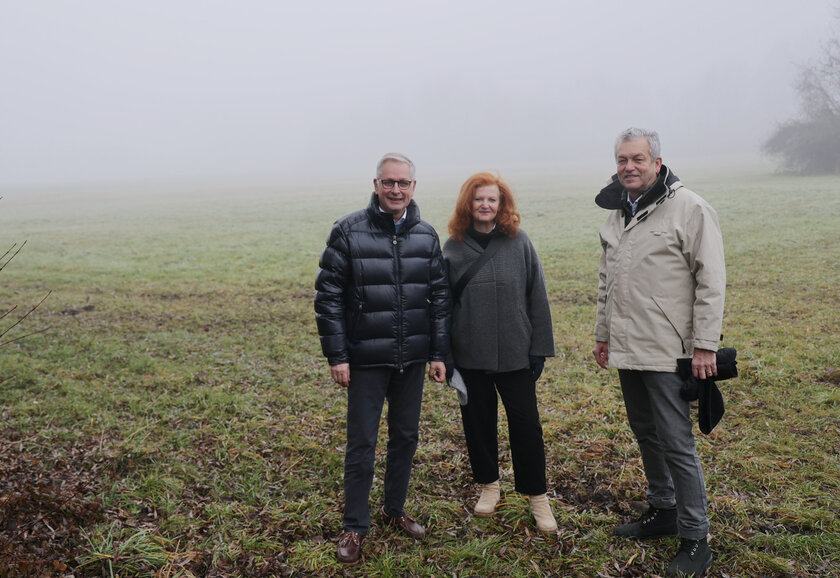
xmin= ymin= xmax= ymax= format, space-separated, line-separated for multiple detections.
xmin=594 ymin=167 xmax=726 ymax=372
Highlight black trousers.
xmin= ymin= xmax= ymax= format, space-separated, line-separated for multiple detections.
xmin=343 ymin=363 xmax=425 ymax=534
xmin=459 ymin=368 xmax=547 ymax=495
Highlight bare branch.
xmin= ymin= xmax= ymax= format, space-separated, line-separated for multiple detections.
xmin=0 ymin=305 xmax=19 ymax=321
xmin=0 ymin=243 xmax=20 ymax=264
xmin=0 ymin=240 xmax=27 ymax=272
xmin=0 ymin=325 xmax=51 ymax=347
xmin=0 ymin=291 xmax=52 ymax=342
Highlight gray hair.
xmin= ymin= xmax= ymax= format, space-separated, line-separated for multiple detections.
xmin=614 ymin=127 xmax=661 ymax=160
xmin=376 ymin=152 xmax=415 ymax=180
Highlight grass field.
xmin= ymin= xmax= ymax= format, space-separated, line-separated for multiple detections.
xmin=1 ymin=167 xmax=838 ymax=577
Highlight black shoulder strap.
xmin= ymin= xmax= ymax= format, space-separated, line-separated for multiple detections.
xmin=452 ymin=237 xmax=502 ymax=302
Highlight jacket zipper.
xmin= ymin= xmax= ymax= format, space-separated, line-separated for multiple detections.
xmin=393 ymin=233 xmax=404 ymax=373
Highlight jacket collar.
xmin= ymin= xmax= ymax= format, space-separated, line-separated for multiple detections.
xmin=367 ymin=192 xmax=421 ymax=232
xmin=595 ymin=165 xmax=682 ymax=211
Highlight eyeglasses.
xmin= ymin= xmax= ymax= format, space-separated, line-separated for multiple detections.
xmin=379 ymin=179 xmax=414 ymax=191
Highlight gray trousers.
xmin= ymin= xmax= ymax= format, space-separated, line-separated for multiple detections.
xmin=343 ymin=363 xmax=424 ymax=534
xmin=619 ymin=370 xmax=710 ymax=539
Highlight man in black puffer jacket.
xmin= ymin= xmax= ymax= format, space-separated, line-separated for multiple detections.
xmin=315 ymin=152 xmax=451 ymax=565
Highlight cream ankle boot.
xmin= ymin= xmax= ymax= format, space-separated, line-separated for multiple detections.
xmin=529 ymin=493 xmax=558 ymax=532
xmin=473 ymin=481 xmax=500 ymax=517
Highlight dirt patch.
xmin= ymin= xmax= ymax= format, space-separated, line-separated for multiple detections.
xmin=0 ymin=429 xmax=105 ymax=575
xmin=821 ymin=368 xmax=840 ymax=385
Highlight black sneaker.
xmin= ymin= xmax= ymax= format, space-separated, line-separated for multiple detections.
xmin=612 ymin=505 xmax=678 ymax=538
xmin=666 ymin=537 xmax=712 ymax=577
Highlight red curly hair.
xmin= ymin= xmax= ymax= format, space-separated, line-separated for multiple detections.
xmin=448 ymin=172 xmax=521 ymax=241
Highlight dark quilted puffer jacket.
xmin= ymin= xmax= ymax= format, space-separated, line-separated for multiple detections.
xmin=315 ymin=193 xmax=451 ymax=369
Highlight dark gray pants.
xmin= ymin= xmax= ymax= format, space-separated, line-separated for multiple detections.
xmin=342 ymin=363 xmax=424 ymax=534
xmin=459 ymin=368 xmax=547 ymax=495
xmin=619 ymin=369 xmax=710 ymax=539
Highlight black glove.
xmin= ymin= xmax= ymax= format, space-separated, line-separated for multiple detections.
xmin=529 ymin=356 xmax=545 ymax=382
xmin=714 ymin=347 xmax=738 ymax=381
xmin=677 ymin=347 xmax=738 ymax=401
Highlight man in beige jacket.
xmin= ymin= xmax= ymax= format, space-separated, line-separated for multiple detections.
xmin=593 ymin=128 xmax=726 ymax=577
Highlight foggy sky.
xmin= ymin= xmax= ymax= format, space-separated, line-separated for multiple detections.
xmin=2 ymin=1 xmax=838 ymax=189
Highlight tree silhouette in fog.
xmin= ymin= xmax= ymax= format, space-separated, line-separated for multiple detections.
xmin=763 ymin=10 xmax=840 ymax=174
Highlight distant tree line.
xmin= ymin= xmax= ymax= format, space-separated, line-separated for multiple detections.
xmin=763 ymin=8 xmax=840 ymax=174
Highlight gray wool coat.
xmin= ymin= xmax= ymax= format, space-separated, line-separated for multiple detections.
xmin=443 ymin=229 xmax=555 ymax=372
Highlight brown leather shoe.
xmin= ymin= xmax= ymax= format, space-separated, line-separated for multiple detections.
xmin=381 ymin=507 xmax=426 ymax=539
xmin=337 ymin=531 xmax=364 ymax=565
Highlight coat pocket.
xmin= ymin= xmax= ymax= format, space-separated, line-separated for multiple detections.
xmin=516 ymin=304 xmax=534 ymax=342
xmin=347 ymin=300 xmax=364 ymax=343
xmin=651 ymin=294 xmax=690 ymax=351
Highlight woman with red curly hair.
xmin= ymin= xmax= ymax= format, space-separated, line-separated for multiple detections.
xmin=443 ymin=172 xmax=557 ymax=533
